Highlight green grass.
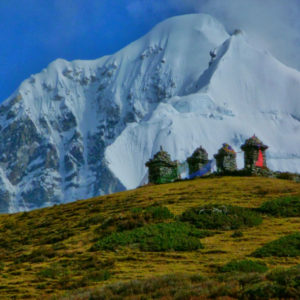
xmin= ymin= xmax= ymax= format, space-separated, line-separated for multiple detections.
xmin=257 ymin=196 xmax=300 ymax=217
xmin=130 ymin=205 xmax=174 ymax=220
xmin=267 ymin=264 xmax=300 ymax=286
xmin=0 ymin=176 xmax=299 ymax=299
xmin=243 ymin=265 xmax=300 ymax=299
xmin=180 ymin=204 xmax=262 ymax=230
xmin=219 ymin=259 xmax=268 ymax=273
xmin=252 ymin=232 xmax=300 ymax=257
xmin=231 ymin=230 xmax=244 ymax=238
xmin=59 ymin=265 xmax=300 ymax=300
xmin=92 ymin=222 xmax=208 ymax=252
xmin=98 ymin=205 xmax=174 ymax=235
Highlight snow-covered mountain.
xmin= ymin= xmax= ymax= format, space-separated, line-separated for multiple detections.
xmin=0 ymin=14 xmax=299 ymax=213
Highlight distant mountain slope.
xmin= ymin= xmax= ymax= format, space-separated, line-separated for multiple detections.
xmin=106 ymin=30 xmax=300 ymax=189
xmin=0 ymin=14 xmax=299 ymax=212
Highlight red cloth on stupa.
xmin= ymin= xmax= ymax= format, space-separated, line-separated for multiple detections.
xmin=255 ymin=149 xmax=264 ymax=167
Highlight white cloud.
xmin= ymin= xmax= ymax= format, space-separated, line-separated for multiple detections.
xmin=200 ymin=0 xmax=300 ymax=71
xmin=127 ymin=0 xmax=300 ymax=71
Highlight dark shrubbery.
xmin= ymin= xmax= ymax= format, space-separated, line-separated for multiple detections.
xmin=276 ymin=172 xmax=300 ymax=181
xmin=219 ymin=259 xmax=268 ymax=273
xmin=267 ymin=265 xmax=300 ymax=286
xmin=83 ymin=270 xmax=111 ymax=282
xmin=231 ymin=230 xmax=244 ymax=238
xmin=141 ymin=205 xmax=174 ymax=220
xmin=257 ymin=196 xmax=300 ymax=217
xmin=98 ymin=205 xmax=174 ymax=235
xmin=37 ymin=264 xmax=62 ymax=279
xmin=242 ymin=265 xmax=300 ymax=299
xmin=252 ymin=233 xmax=300 ymax=257
xmin=92 ymin=222 xmax=207 ymax=252
xmin=180 ymin=205 xmax=262 ymax=230
xmin=66 ymin=265 xmax=300 ymax=300
xmin=39 ymin=228 xmax=74 ymax=244
xmin=77 ymin=214 xmax=105 ymax=228
xmin=16 ymin=246 xmax=56 ymax=263
xmin=37 ymin=257 xmax=112 ymax=289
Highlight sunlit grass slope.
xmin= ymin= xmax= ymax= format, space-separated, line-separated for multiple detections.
xmin=0 ymin=177 xmax=299 ymax=299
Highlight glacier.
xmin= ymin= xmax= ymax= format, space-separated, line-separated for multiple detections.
xmin=0 ymin=14 xmax=299 ymax=213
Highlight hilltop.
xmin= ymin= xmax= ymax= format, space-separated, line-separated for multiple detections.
xmin=0 ymin=176 xmax=299 ymax=299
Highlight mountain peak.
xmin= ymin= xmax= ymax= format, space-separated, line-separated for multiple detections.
xmin=148 ymin=13 xmax=228 ymax=36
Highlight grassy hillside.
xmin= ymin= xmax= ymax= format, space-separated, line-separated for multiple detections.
xmin=0 ymin=177 xmax=299 ymax=299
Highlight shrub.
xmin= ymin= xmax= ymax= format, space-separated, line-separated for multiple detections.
xmin=37 ymin=265 xmax=61 ymax=279
xmin=143 ymin=205 xmax=174 ymax=220
xmin=84 ymin=270 xmax=111 ymax=282
xmin=40 ymin=228 xmax=74 ymax=244
xmin=231 ymin=231 xmax=243 ymax=238
xmin=92 ymin=222 xmax=206 ymax=252
xmin=276 ymin=172 xmax=298 ymax=181
xmin=267 ymin=265 xmax=300 ymax=286
xmin=257 ymin=196 xmax=300 ymax=217
xmin=99 ymin=205 xmax=174 ymax=235
xmin=252 ymin=233 xmax=300 ymax=257
xmin=220 ymin=259 xmax=268 ymax=273
xmin=180 ymin=205 xmax=262 ymax=230
xmin=77 ymin=214 xmax=104 ymax=228
xmin=242 ymin=281 xmax=283 ymax=299
xmin=16 ymin=246 xmax=56 ymax=263
xmin=1 ymin=220 xmax=17 ymax=231
xmin=242 ymin=265 xmax=300 ymax=299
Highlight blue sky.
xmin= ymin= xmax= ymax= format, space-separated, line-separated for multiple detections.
xmin=1 ymin=0 xmax=299 ymax=103
xmin=0 ymin=0 xmax=182 ymax=102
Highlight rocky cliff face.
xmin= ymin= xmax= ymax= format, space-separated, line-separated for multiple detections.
xmin=0 ymin=14 xmax=299 ymax=213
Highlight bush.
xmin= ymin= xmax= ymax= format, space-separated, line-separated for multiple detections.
xmin=267 ymin=265 xmax=300 ymax=296
xmin=37 ymin=265 xmax=61 ymax=279
xmin=242 ymin=265 xmax=300 ymax=299
xmin=257 ymin=196 xmax=300 ymax=217
xmin=84 ymin=270 xmax=111 ymax=282
xmin=16 ymin=246 xmax=56 ymax=263
xmin=276 ymin=172 xmax=299 ymax=181
xmin=40 ymin=228 xmax=74 ymax=244
xmin=220 ymin=259 xmax=268 ymax=273
xmin=252 ymin=233 xmax=300 ymax=257
xmin=143 ymin=205 xmax=174 ymax=220
xmin=92 ymin=222 xmax=206 ymax=252
xmin=242 ymin=281 xmax=284 ymax=299
xmin=77 ymin=214 xmax=104 ymax=228
xmin=180 ymin=205 xmax=262 ymax=230
xmin=267 ymin=265 xmax=300 ymax=286
xmin=98 ymin=205 xmax=174 ymax=235
xmin=1 ymin=219 xmax=17 ymax=231
xmin=231 ymin=231 xmax=243 ymax=238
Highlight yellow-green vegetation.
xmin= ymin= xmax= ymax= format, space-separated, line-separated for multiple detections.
xmin=0 ymin=176 xmax=299 ymax=299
